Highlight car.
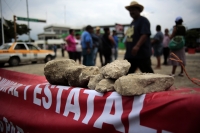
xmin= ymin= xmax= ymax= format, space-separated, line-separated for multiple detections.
xmin=0 ymin=42 xmax=55 ymax=67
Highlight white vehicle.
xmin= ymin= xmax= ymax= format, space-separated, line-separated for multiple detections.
xmin=0 ymin=42 xmax=55 ymax=67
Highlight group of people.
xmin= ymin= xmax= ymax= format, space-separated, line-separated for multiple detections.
xmin=64 ymin=26 xmax=119 ymax=66
xmin=123 ymin=1 xmax=186 ymax=76
xmin=63 ymin=1 xmax=186 ymax=77
xmin=151 ymin=20 xmax=185 ymax=74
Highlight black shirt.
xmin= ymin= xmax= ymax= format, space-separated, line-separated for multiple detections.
xmin=175 ymin=25 xmax=186 ymax=36
xmin=125 ymin=16 xmax=152 ymax=59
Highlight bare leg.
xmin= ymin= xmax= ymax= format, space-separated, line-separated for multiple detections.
xmin=155 ymin=56 xmax=161 ymax=69
xmin=178 ymin=65 xmax=184 ymax=76
xmin=180 ymin=65 xmax=184 ymax=73
xmin=158 ymin=56 xmax=161 ymax=68
xmin=172 ymin=66 xmax=177 ymax=74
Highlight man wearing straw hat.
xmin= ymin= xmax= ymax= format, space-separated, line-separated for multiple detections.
xmin=124 ymin=1 xmax=154 ymax=73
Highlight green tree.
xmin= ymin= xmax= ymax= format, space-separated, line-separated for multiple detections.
xmin=185 ymin=30 xmax=200 ymax=48
xmin=0 ymin=18 xmax=30 ymax=43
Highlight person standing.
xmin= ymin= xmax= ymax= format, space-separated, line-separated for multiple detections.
xmin=162 ymin=28 xmax=170 ymax=65
xmin=151 ymin=25 xmax=164 ymax=69
xmin=91 ymin=28 xmax=100 ymax=65
xmin=81 ymin=25 xmax=94 ymax=66
xmin=75 ymin=33 xmax=82 ymax=64
xmin=96 ymin=27 xmax=104 ymax=66
xmin=61 ymin=43 xmax=65 ymax=57
xmin=52 ymin=44 xmax=57 ymax=58
xmin=112 ymin=30 xmax=119 ymax=60
xmin=124 ymin=1 xmax=154 ymax=73
xmin=65 ymin=29 xmax=76 ymax=60
xmin=169 ymin=16 xmax=186 ymax=77
xmin=102 ymin=27 xmax=115 ymax=65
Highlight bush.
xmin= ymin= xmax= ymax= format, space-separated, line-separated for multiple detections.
xmin=185 ymin=30 xmax=199 ymax=48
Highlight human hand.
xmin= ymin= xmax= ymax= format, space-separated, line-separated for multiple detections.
xmin=131 ymin=45 xmax=140 ymax=56
xmin=87 ymin=48 xmax=91 ymax=54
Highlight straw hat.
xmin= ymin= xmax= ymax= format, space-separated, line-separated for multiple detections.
xmin=96 ymin=26 xmax=100 ymax=30
xmin=125 ymin=1 xmax=144 ymax=12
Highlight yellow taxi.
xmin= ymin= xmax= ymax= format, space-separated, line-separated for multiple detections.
xmin=0 ymin=42 xmax=55 ymax=67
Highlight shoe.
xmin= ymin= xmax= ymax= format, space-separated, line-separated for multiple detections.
xmin=169 ymin=74 xmax=175 ymax=77
xmin=178 ymin=73 xmax=184 ymax=77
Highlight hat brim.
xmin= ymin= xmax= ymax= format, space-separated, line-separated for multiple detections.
xmin=125 ymin=4 xmax=144 ymax=12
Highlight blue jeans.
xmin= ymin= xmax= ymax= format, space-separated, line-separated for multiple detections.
xmin=82 ymin=48 xmax=94 ymax=66
xmin=93 ymin=47 xmax=98 ymax=65
xmin=112 ymin=48 xmax=118 ymax=61
xmin=114 ymin=48 xmax=118 ymax=60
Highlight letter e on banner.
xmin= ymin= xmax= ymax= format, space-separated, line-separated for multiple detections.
xmin=94 ymin=93 xmax=125 ymax=133
xmin=42 ymin=85 xmax=52 ymax=109
xmin=33 ymin=84 xmax=42 ymax=106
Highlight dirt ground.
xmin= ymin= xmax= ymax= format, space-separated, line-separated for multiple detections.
xmin=1 ymin=49 xmax=200 ymax=88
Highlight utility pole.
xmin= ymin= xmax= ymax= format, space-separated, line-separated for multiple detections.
xmin=13 ymin=15 xmax=17 ymax=42
xmin=0 ymin=0 xmax=5 ymax=45
xmin=26 ymin=0 xmax=30 ymax=42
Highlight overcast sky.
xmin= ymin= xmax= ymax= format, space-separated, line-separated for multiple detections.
xmin=2 ymin=0 xmax=200 ymax=41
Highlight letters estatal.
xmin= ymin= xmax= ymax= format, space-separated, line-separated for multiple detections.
xmin=55 ymin=86 xmax=70 ymax=113
xmin=42 ymin=85 xmax=52 ymax=109
xmin=33 ymin=84 xmax=43 ymax=106
xmin=24 ymin=85 xmax=31 ymax=100
xmin=94 ymin=93 xmax=125 ymax=133
xmin=2 ymin=117 xmax=24 ymax=133
xmin=63 ymin=88 xmax=81 ymax=121
xmin=128 ymin=95 xmax=157 ymax=133
xmin=82 ymin=90 xmax=103 ymax=124
xmin=0 ymin=76 xmax=174 ymax=133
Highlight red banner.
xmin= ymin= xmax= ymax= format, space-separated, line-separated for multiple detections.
xmin=0 ymin=68 xmax=200 ymax=133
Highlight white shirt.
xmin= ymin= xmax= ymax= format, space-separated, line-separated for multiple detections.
xmin=75 ymin=39 xmax=82 ymax=52
xmin=162 ymin=35 xmax=170 ymax=48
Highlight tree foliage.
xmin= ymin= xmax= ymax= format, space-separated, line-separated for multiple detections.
xmin=0 ymin=18 xmax=30 ymax=43
xmin=185 ymin=30 xmax=200 ymax=48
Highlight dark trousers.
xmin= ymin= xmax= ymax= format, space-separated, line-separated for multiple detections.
xmin=98 ymin=48 xmax=104 ymax=66
xmin=75 ymin=52 xmax=81 ymax=62
xmin=61 ymin=49 xmax=65 ymax=57
xmin=68 ymin=51 xmax=75 ymax=60
xmin=126 ymin=58 xmax=154 ymax=74
xmin=103 ymin=49 xmax=112 ymax=66
xmin=82 ymin=48 xmax=94 ymax=66
xmin=163 ymin=47 xmax=170 ymax=65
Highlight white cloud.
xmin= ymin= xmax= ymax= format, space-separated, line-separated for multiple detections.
xmin=2 ymin=0 xmax=200 ymax=40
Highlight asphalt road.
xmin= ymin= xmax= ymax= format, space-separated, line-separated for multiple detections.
xmin=1 ymin=50 xmax=200 ymax=88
